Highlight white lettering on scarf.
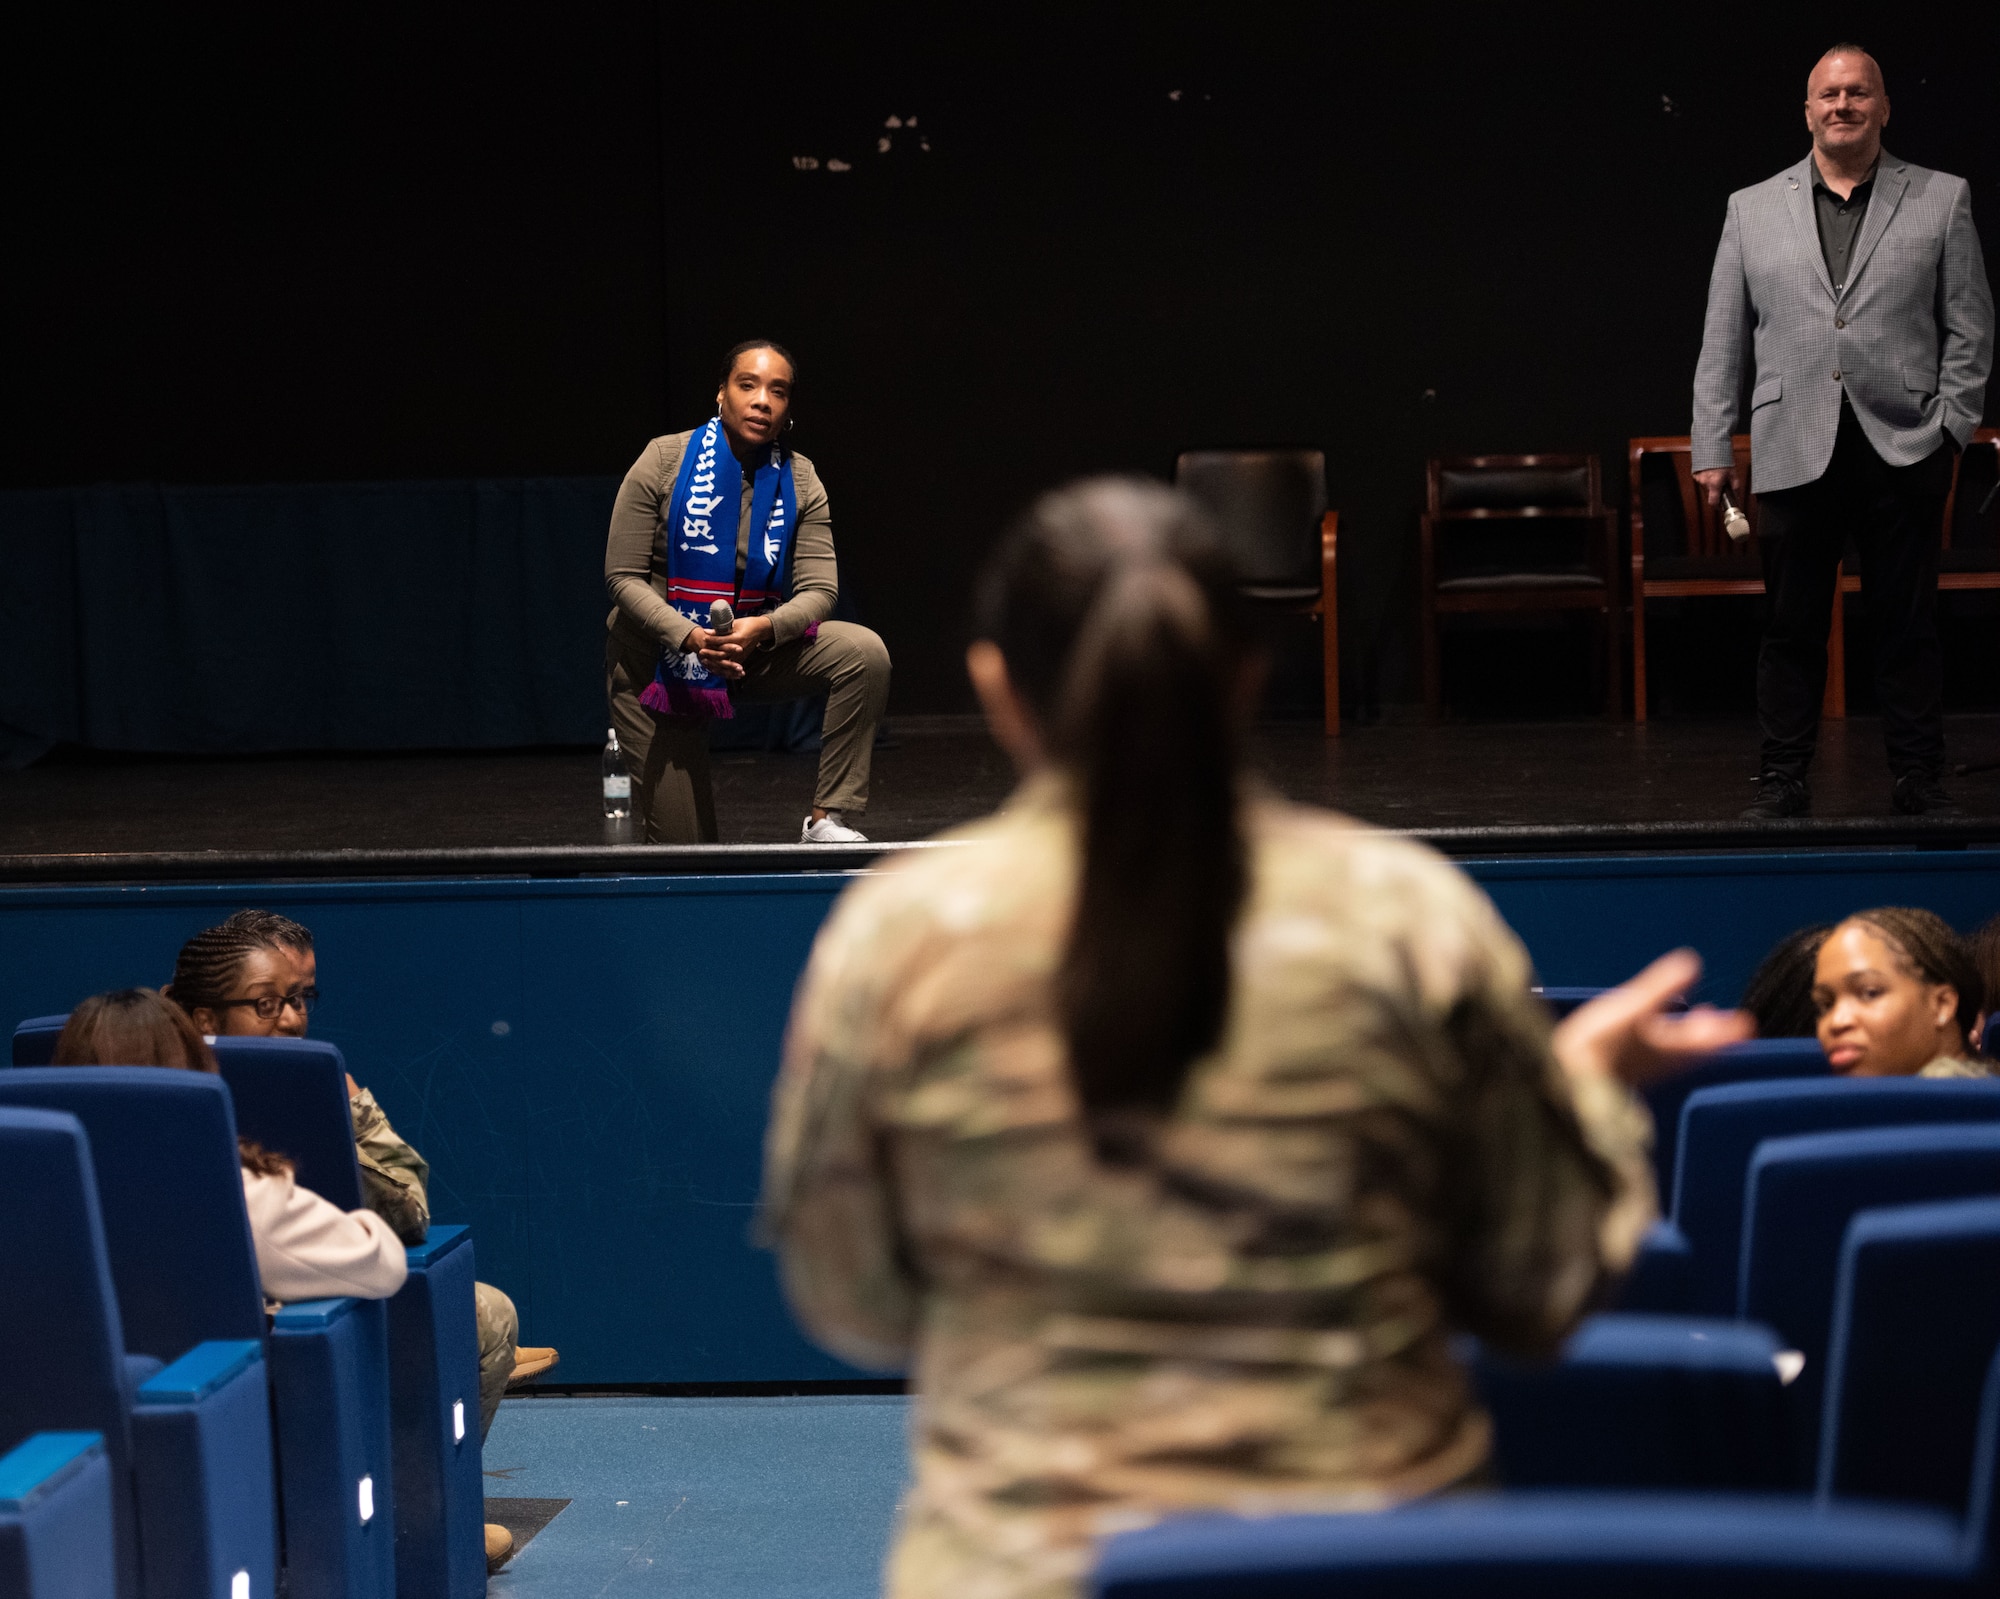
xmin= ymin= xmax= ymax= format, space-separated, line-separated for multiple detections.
xmin=762 ymin=445 xmax=789 ymax=566
xmin=678 ymin=423 xmax=722 ymax=554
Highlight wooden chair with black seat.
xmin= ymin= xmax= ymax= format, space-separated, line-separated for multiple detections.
xmin=1837 ymin=423 xmax=2000 ymax=631
xmin=1418 ymin=453 xmax=1621 ymax=720
xmin=1630 ymin=431 xmax=2000 ymax=721
xmin=1173 ymin=450 xmax=1340 ymax=735
xmin=1628 ymin=434 xmax=1767 ymax=723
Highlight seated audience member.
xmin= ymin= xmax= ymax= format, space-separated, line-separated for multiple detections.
xmin=1741 ymin=924 xmax=1832 ymax=1037
xmin=1813 ymin=907 xmax=1990 ymax=1078
xmin=51 ymin=989 xmax=407 ymax=1302
xmin=762 ymin=479 xmax=1748 ymax=1599
xmin=167 ymin=909 xmax=544 ymax=1571
xmin=1974 ymin=914 xmax=2000 ymax=1050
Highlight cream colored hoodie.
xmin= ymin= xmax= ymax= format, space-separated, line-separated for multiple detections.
xmin=241 ymin=1166 xmax=408 ymax=1302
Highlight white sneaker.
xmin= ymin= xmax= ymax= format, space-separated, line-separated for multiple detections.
xmin=801 ymin=812 xmax=869 ymax=843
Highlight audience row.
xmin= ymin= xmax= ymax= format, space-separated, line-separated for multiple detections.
xmin=39 ymin=907 xmax=551 ymax=1574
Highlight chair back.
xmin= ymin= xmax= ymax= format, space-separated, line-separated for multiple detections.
xmin=1740 ymin=1124 xmax=2000 ymax=1466
xmin=0 ymin=1070 xmax=265 ymax=1356
xmin=1173 ymin=450 xmax=1326 ymax=590
xmin=211 ymin=1037 xmax=367 ymax=1212
xmin=1628 ymin=435 xmax=1761 ymax=567
xmin=1645 ymin=1039 xmax=1830 ymax=1205
xmin=11 ymin=1015 xmax=65 ymax=1067
xmin=1821 ymin=1196 xmax=2000 ymax=1516
xmin=1671 ymin=1077 xmax=2000 ymax=1313
xmin=1421 ymin=453 xmax=1611 ymax=592
xmin=0 ymin=1110 xmax=139 ymax=1598
xmin=1942 ymin=428 xmax=2000 ymax=559
xmin=1428 ymin=454 xmax=1599 ymax=515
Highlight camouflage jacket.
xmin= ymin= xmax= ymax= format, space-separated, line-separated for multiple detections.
xmin=1920 ymin=1056 xmax=1998 ymax=1079
xmin=763 ymin=777 xmax=1654 ymax=1599
xmin=350 ymin=1085 xmax=431 ymax=1246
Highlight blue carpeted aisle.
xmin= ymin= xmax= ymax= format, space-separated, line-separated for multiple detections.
xmin=483 ymin=1395 xmax=910 ymax=1597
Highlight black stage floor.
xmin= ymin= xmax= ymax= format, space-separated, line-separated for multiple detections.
xmin=5 ymin=716 xmax=2000 ymax=873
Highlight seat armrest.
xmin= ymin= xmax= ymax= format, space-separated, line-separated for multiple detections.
xmin=404 ymin=1223 xmax=470 ymax=1269
xmin=136 ymin=1341 xmax=262 ymax=1407
xmin=272 ymin=1297 xmax=359 ymax=1331
xmin=0 ymin=1432 xmax=105 ymax=1513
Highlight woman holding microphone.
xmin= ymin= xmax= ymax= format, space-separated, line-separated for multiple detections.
xmin=604 ymin=340 xmax=890 ymax=843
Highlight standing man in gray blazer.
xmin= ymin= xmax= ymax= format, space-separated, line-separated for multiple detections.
xmin=1693 ymin=42 xmax=1992 ymax=819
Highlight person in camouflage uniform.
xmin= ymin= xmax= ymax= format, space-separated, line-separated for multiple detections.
xmin=347 ymin=1079 xmax=524 ymax=1434
xmin=762 ymin=479 xmax=1746 ymax=1599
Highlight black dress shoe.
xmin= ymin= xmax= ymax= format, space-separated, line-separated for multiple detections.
xmin=1893 ymin=771 xmax=1963 ymax=817
xmin=1740 ymin=771 xmax=1810 ymax=820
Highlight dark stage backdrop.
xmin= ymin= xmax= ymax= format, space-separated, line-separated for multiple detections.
xmin=5 ymin=4 xmax=1997 ymax=744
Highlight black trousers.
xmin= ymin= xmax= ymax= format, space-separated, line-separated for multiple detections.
xmin=1755 ymin=402 xmax=1954 ymax=780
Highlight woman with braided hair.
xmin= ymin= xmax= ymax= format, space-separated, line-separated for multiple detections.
xmin=1812 ymin=906 xmax=1991 ymax=1077
xmin=168 ymin=908 xmax=549 ymax=1572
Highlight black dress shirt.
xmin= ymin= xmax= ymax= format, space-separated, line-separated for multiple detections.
xmin=1811 ymin=158 xmax=1875 ymax=292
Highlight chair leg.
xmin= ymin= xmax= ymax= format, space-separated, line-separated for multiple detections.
xmin=1320 ymin=613 xmax=1340 ymax=737
xmin=1631 ymin=588 xmax=1648 ymax=723
xmin=1823 ymin=574 xmax=1846 ymax=719
xmin=1421 ymin=602 xmax=1441 ymax=722
xmin=1603 ymin=599 xmax=1623 ymax=719
xmin=1319 ymin=511 xmax=1340 ymax=736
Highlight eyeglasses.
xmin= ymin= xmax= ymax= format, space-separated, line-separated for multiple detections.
xmin=214 ymin=987 xmax=320 ymax=1021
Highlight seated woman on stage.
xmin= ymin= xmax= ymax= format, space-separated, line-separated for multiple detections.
xmin=604 ymin=338 xmax=891 ymax=844
xmin=762 ymin=477 xmax=1748 ymax=1599
xmin=52 ymin=988 xmax=407 ymax=1302
xmin=1813 ymin=907 xmax=1991 ymax=1078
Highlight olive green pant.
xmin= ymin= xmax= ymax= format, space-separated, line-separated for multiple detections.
xmin=606 ymin=621 xmax=891 ymax=843
xmin=474 ymin=1280 xmax=517 ymax=1440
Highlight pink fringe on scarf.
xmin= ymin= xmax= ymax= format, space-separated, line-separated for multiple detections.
xmin=640 ymin=680 xmax=736 ymax=722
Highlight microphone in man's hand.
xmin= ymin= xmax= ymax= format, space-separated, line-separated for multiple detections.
xmin=1722 ymin=493 xmax=1751 ymax=542
xmin=709 ymin=599 xmax=735 ymax=635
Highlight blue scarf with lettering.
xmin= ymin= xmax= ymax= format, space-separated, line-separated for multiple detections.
xmin=640 ymin=417 xmax=801 ymax=721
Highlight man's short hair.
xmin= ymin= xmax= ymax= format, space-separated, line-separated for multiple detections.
xmin=1815 ymin=42 xmax=1884 ymax=89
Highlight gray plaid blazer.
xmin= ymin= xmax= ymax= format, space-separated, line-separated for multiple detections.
xmin=1692 ymin=149 xmax=1993 ymax=493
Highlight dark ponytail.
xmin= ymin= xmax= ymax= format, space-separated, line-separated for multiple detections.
xmin=976 ymin=479 xmax=1250 ymax=1144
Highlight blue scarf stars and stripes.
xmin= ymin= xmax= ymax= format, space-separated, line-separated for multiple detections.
xmin=640 ymin=417 xmax=801 ymax=721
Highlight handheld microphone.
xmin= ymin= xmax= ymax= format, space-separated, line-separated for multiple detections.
xmin=1722 ymin=494 xmax=1751 ymax=542
xmin=709 ymin=599 xmax=735 ymax=635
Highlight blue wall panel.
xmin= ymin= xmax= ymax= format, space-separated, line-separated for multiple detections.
xmin=1 ymin=848 xmax=1996 ymax=1382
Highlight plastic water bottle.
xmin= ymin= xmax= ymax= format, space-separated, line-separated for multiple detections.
xmin=601 ymin=727 xmax=631 ymax=819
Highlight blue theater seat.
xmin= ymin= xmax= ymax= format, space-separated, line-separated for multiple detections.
xmin=1820 ymin=1197 xmax=2000 ymax=1516
xmin=1670 ymin=1078 xmax=2000 ymax=1314
xmin=8 ymin=1016 xmax=62 ymax=1067
xmin=1640 ymin=1038 xmax=1830 ymax=1205
xmin=209 ymin=1035 xmax=485 ymax=1599
xmin=1096 ymin=1344 xmax=2000 ymax=1596
xmin=0 ymin=1433 xmax=116 ymax=1599
xmin=1531 ymin=986 xmax=1606 ymax=1018
xmin=1095 ymin=1146 xmax=2000 ymax=1597
xmin=8 ymin=1019 xmax=61 ymax=1071
xmin=267 ymin=1301 xmax=397 ymax=1599
xmin=0 ymin=1071 xmax=394 ymax=1599
xmin=1739 ymin=1123 xmax=2000 ymax=1476
xmin=0 ymin=1105 xmax=274 ymax=1599
xmin=389 ymin=1227 xmax=486 ymax=1599
xmin=210 ymin=1037 xmax=366 ymax=1210
xmin=1474 ymin=1314 xmax=1789 ymax=1489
